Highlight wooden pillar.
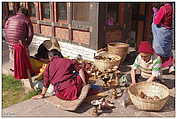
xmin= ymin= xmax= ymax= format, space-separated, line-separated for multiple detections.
xmin=2 ymin=2 xmax=9 ymax=28
xmin=98 ymin=3 xmax=106 ymax=49
xmin=53 ymin=2 xmax=57 ymax=22
xmin=121 ymin=3 xmax=132 ymax=43
xmin=67 ymin=2 xmax=73 ymax=42
xmin=144 ymin=3 xmax=153 ymax=42
xmin=136 ymin=3 xmax=145 ymax=49
xmin=119 ymin=3 xmax=125 ymax=27
xmin=89 ymin=3 xmax=98 ymax=50
xmin=3 ymin=2 xmax=9 ymax=18
xmin=51 ymin=2 xmax=55 ymax=37
xmin=35 ymin=2 xmax=41 ymax=33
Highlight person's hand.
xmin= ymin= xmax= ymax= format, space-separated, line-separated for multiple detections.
xmin=32 ymin=94 xmax=44 ymax=100
xmin=130 ymin=82 xmax=136 ymax=86
xmin=152 ymin=7 xmax=158 ymax=13
xmin=146 ymin=79 xmax=153 ymax=82
xmin=83 ymin=82 xmax=87 ymax=86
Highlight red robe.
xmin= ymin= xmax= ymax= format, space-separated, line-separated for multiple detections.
xmin=14 ymin=43 xmax=32 ymax=79
xmin=43 ymin=56 xmax=84 ymax=100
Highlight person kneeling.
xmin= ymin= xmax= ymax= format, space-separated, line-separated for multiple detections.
xmin=129 ymin=41 xmax=162 ymax=86
xmin=32 ymin=49 xmax=87 ymax=100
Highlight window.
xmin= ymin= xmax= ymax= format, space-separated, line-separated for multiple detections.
xmin=105 ymin=3 xmax=119 ymax=26
xmin=56 ymin=2 xmax=67 ymax=21
xmin=41 ymin=2 xmax=50 ymax=19
xmin=28 ymin=2 xmax=36 ymax=17
xmin=73 ymin=3 xmax=90 ymax=22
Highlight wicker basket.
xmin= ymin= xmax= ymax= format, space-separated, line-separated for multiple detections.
xmin=94 ymin=53 xmax=121 ymax=72
xmin=107 ymin=42 xmax=129 ymax=63
xmin=128 ymin=82 xmax=169 ymax=111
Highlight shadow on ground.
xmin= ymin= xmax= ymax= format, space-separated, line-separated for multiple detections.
xmin=161 ymin=96 xmax=175 ymax=112
xmin=161 ymin=78 xmax=175 ymax=89
xmin=72 ymin=102 xmax=92 ymax=113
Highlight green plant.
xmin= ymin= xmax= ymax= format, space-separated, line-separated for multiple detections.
xmin=2 ymin=74 xmax=40 ymax=108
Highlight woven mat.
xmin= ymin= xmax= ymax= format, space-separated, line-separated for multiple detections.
xmin=44 ymin=84 xmax=90 ymax=111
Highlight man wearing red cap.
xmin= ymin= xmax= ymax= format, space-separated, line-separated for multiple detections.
xmin=130 ymin=41 xmax=162 ymax=85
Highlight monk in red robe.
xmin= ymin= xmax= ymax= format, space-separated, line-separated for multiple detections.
xmin=32 ymin=49 xmax=87 ymax=100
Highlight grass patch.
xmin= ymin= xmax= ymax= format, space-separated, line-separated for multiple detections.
xmin=2 ymin=74 xmax=40 ymax=108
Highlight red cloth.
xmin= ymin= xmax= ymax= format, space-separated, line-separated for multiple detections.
xmin=43 ymin=57 xmax=86 ymax=100
xmin=138 ymin=41 xmax=154 ymax=54
xmin=161 ymin=56 xmax=174 ymax=68
xmin=14 ymin=43 xmax=32 ymax=79
xmin=153 ymin=3 xmax=173 ymax=29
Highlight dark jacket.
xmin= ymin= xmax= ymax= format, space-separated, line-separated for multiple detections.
xmin=4 ymin=13 xmax=34 ymax=47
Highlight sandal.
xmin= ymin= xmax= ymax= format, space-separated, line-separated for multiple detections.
xmin=100 ymin=99 xmax=114 ymax=109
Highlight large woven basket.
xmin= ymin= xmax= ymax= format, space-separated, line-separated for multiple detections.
xmin=94 ymin=53 xmax=121 ymax=72
xmin=128 ymin=82 xmax=169 ymax=111
xmin=107 ymin=42 xmax=129 ymax=63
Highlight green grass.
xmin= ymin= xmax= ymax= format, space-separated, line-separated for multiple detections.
xmin=2 ymin=74 xmax=40 ymax=108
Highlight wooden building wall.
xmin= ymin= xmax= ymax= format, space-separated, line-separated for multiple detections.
xmin=2 ymin=2 xmax=160 ymax=50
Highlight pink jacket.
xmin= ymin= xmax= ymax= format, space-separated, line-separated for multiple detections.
xmin=4 ymin=13 xmax=34 ymax=47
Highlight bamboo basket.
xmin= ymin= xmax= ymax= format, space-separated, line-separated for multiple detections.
xmin=107 ymin=42 xmax=129 ymax=63
xmin=94 ymin=53 xmax=121 ymax=72
xmin=128 ymin=82 xmax=169 ymax=111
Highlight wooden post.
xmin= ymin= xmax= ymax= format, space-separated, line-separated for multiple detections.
xmin=67 ymin=2 xmax=73 ymax=42
xmin=51 ymin=2 xmax=55 ymax=37
xmin=35 ymin=2 xmax=41 ymax=34
xmin=136 ymin=3 xmax=146 ymax=49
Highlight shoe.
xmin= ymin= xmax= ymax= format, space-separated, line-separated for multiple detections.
xmin=100 ymin=100 xmax=114 ymax=109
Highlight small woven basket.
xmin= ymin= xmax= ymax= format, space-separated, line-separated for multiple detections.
xmin=94 ymin=53 xmax=121 ymax=72
xmin=107 ymin=42 xmax=129 ymax=63
xmin=128 ymin=82 xmax=169 ymax=111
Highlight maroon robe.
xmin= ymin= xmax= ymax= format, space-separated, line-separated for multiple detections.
xmin=14 ymin=43 xmax=32 ymax=79
xmin=43 ymin=56 xmax=84 ymax=100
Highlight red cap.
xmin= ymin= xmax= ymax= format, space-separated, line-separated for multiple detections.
xmin=138 ymin=41 xmax=154 ymax=54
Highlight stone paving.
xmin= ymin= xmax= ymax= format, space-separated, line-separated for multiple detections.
xmin=2 ymin=40 xmax=175 ymax=117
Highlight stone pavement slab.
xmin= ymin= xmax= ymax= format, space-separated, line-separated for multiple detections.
xmin=2 ymin=99 xmax=83 ymax=117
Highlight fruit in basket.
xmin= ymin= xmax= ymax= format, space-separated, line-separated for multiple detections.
xmin=138 ymin=91 xmax=160 ymax=100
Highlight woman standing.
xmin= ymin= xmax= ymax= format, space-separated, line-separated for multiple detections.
xmin=152 ymin=3 xmax=174 ymax=72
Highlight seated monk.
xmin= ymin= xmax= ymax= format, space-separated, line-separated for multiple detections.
xmin=32 ymin=49 xmax=88 ymax=100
